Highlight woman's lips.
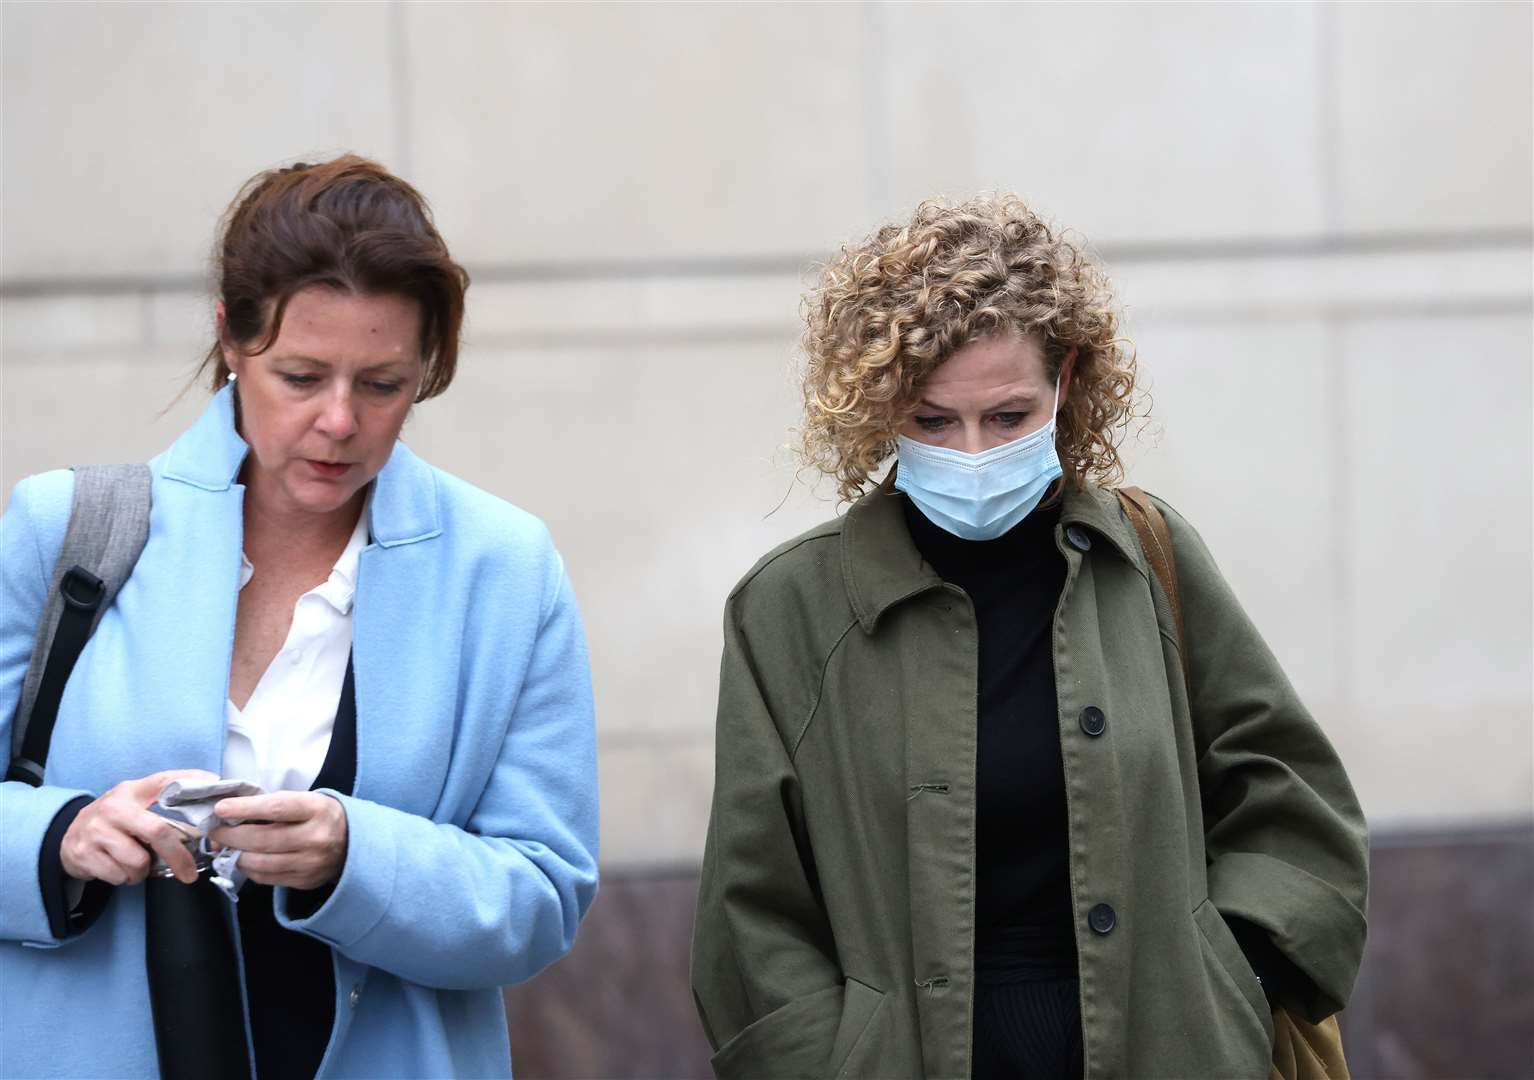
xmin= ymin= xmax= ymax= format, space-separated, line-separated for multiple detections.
xmin=306 ymin=459 xmax=354 ymax=479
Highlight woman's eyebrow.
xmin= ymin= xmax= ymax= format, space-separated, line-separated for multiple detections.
xmin=269 ymin=354 xmax=413 ymax=372
xmin=917 ymin=394 xmax=1037 ymax=412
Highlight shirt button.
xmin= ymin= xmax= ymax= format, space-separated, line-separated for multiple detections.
xmin=1065 ymin=524 xmax=1092 ymax=552
xmin=1088 ymin=903 xmax=1117 ymax=935
xmin=1079 ymin=706 xmax=1107 ymax=737
xmin=349 ymin=984 xmax=362 ymax=1008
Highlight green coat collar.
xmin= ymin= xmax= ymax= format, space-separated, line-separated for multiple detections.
xmin=842 ymin=472 xmax=1147 ymax=633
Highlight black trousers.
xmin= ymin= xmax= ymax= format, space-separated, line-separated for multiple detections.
xmin=972 ymin=977 xmax=1084 ymax=1080
xmin=972 ymin=925 xmax=1083 ymax=1080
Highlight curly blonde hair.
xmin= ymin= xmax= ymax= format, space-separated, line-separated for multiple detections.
xmin=799 ymin=195 xmax=1140 ymax=502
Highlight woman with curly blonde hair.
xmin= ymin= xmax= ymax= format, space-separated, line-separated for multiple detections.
xmin=692 ymin=196 xmax=1368 ymax=1079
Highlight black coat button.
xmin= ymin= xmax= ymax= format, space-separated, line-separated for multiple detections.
xmin=1065 ymin=524 xmax=1092 ymax=552
xmin=1088 ymin=903 xmax=1116 ymax=934
xmin=1079 ymin=706 xmax=1107 ymax=737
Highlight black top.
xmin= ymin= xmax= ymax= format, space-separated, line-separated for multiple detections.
xmin=902 ymin=496 xmax=1076 ymax=973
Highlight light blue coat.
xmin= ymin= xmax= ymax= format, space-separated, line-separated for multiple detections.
xmin=0 ymin=387 xmax=599 ymax=1078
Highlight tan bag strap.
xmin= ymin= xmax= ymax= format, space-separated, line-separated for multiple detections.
xmin=1115 ymin=487 xmax=1188 ymax=685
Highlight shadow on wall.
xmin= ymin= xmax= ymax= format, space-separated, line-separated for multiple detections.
xmin=504 ymin=826 xmax=1534 ymax=1079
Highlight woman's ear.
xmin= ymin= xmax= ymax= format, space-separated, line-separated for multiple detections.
xmin=215 ymin=302 xmax=242 ymax=378
xmin=1059 ymin=347 xmax=1079 ymax=403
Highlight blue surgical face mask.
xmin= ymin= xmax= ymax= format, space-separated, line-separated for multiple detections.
xmin=894 ymin=378 xmax=1063 ymax=541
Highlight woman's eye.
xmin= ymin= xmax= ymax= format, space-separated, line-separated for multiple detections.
xmin=914 ymin=416 xmax=951 ymax=432
xmin=365 ymin=381 xmax=404 ymax=395
xmin=992 ymin=412 xmax=1026 ymax=428
xmin=281 ymin=373 xmax=318 ymax=387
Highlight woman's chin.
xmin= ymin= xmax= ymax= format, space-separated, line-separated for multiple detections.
xmin=276 ymin=478 xmax=368 ymax=518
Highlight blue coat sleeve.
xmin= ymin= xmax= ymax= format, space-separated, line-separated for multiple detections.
xmin=273 ymin=549 xmax=600 ymax=990
xmin=0 ymin=473 xmax=99 ymax=947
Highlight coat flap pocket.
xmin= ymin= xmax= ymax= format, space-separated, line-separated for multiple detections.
xmin=1193 ymin=898 xmax=1276 ymax=1047
xmin=829 ymin=977 xmax=887 ymax=1078
xmin=710 ymin=983 xmax=844 ymax=1079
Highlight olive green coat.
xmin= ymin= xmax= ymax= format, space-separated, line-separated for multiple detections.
xmin=691 ymin=482 xmax=1368 ymax=1079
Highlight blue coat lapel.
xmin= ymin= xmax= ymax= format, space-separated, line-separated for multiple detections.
xmin=351 ymin=442 xmax=445 ymax=818
xmin=112 ymin=385 xmax=253 ymax=778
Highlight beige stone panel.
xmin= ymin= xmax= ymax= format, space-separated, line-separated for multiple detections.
xmin=1 ymin=3 xmax=396 ymax=282
xmin=1116 ymin=319 xmax=1339 ymax=703
xmin=402 ymin=2 xmax=870 ymax=264
xmin=1 ymin=295 xmax=145 ymax=353
xmin=402 ymin=339 xmax=836 ymax=745
xmin=464 ymin=273 xmax=805 ymax=344
xmin=1 ymin=349 xmax=207 ymax=495
xmin=1337 ymin=702 xmax=1532 ymax=826
xmin=1335 ymin=2 xmax=1534 ymax=233
xmin=148 ymin=291 xmax=216 ymax=351
xmin=1342 ymin=314 xmax=1532 ymax=726
xmin=879 ymin=3 xmax=1325 ymax=244
xmin=1113 ymin=244 xmax=1533 ymax=322
xmin=596 ymin=738 xmax=713 ymax=869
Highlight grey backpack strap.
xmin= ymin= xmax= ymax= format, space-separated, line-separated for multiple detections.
xmin=8 ymin=464 xmax=152 ymax=784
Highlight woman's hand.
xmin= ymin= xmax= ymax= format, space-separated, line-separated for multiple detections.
xmin=61 ymin=769 xmax=219 ymax=886
xmin=209 ymin=791 xmax=349 ymax=891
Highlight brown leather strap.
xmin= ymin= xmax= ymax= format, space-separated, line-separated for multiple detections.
xmin=1115 ymin=487 xmax=1188 ymax=684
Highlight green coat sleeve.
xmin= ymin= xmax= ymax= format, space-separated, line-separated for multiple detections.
xmin=1159 ymin=499 xmax=1369 ymax=1022
xmin=691 ymin=605 xmax=846 ymax=1078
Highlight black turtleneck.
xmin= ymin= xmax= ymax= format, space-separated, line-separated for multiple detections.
xmin=902 ymin=496 xmax=1076 ymax=968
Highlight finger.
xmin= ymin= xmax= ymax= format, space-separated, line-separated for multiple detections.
xmin=215 ymin=792 xmax=316 ymax=823
xmin=96 ymin=833 xmax=153 ymax=886
xmin=120 ymin=811 xmax=199 ymax=884
xmin=209 ymin=822 xmax=308 ymax=854
xmin=241 ymin=848 xmax=326 ymax=876
xmin=88 ymin=855 xmax=135 ymax=888
xmin=73 ymin=842 xmax=135 ymax=887
xmin=236 ymin=851 xmax=299 ymax=883
xmin=126 ymin=769 xmax=221 ymax=804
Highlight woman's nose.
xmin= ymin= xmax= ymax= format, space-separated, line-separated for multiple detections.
xmin=957 ymin=421 xmax=990 ymax=455
xmin=316 ymin=390 xmax=359 ymax=439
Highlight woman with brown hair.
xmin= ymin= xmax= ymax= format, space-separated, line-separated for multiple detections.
xmin=692 ymin=196 xmax=1368 ymax=1078
xmin=0 ymin=156 xmax=598 ymax=1078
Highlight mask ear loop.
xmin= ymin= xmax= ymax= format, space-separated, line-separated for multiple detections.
xmin=1052 ymin=346 xmax=1078 ymax=420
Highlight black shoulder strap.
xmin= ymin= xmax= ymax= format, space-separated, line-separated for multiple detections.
xmin=7 ymin=464 xmax=152 ymax=786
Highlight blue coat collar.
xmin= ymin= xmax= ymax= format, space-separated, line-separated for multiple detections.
xmin=162 ymin=384 xmax=441 ymax=548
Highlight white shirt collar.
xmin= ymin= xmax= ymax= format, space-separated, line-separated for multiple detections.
xmin=238 ymin=497 xmax=371 ymax=614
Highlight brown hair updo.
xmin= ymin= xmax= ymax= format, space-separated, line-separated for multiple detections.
xmin=199 ymin=155 xmax=469 ymax=401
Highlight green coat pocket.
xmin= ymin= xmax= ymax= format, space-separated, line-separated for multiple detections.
xmin=709 ymin=983 xmax=844 ymax=1079
xmin=829 ymin=977 xmax=887 ymax=1078
xmin=1193 ymin=898 xmax=1277 ymax=1050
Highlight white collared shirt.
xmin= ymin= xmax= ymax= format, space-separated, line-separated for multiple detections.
xmin=223 ymin=507 xmax=369 ymax=794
